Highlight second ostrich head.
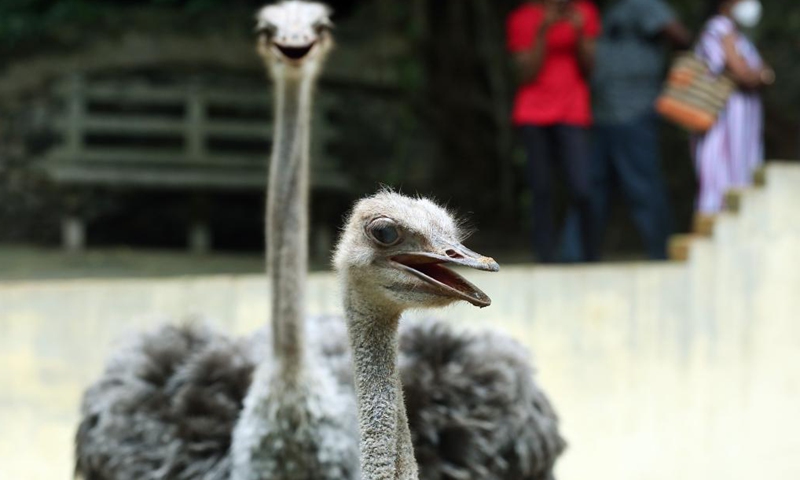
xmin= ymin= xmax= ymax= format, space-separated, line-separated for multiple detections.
xmin=334 ymin=191 xmax=499 ymax=479
xmin=256 ymin=1 xmax=334 ymax=78
xmin=334 ymin=191 xmax=499 ymax=315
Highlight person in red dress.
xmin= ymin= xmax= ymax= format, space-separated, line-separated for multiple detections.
xmin=507 ymin=0 xmax=601 ymax=263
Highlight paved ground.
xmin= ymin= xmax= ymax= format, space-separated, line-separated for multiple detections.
xmin=0 ymin=245 xmax=558 ymax=282
xmin=0 ymin=245 xmax=266 ymax=281
xmin=0 ymin=235 xmax=661 ymax=285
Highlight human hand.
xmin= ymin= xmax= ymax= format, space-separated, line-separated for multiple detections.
xmin=540 ymin=3 xmax=560 ymax=32
xmin=760 ymin=67 xmax=775 ymax=85
xmin=567 ymin=7 xmax=584 ymax=31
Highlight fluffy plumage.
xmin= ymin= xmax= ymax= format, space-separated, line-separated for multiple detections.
xmin=229 ymin=317 xmax=359 ymax=480
xmin=75 ymin=324 xmax=251 ymax=480
xmin=76 ymin=317 xmax=564 ymax=480
xmin=75 ymin=317 xmax=354 ymax=480
xmin=400 ymin=320 xmax=565 ymax=480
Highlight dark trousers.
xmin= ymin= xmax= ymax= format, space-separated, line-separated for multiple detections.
xmin=520 ymin=124 xmax=597 ymax=263
xmin=561 ymin=112 xmax=671 ymax=261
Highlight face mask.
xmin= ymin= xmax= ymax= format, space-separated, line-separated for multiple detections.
xmin=731 ymin=0 xmax=762 ymax=28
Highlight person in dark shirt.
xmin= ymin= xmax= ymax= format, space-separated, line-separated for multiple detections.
xmin=562 ymin=0 xmax=690 ymax=261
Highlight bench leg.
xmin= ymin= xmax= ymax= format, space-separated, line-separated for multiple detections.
xmin=312 ymin=223 xmax=333 ymax=265
xmin=188 ymin=221 xmax=212 ymax=254
xmin=61 ymin=215 xmax=86 ymax=253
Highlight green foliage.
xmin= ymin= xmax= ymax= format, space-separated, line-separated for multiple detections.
xmin=0 ymin=0 xmax=257 ymax=54
xmin=0 ymin=0 xmax=797 ymax=248
xmin=0 ymin=0 xmax=103 ymax=48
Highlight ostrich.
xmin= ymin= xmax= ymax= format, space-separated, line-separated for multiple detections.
xmin=76 ymin=2 xmax=358 ymax=479
xmin=230 ymin=1 xmax=359 ymax=478
xmin=76 ymin=1 xmax=565 ymax=479
xmin=332 ymin=190 xmax=500 ymax=479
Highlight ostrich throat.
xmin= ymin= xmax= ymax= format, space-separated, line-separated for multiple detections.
xmin=267 ymin=70 xmax=315 ymax=380
xmin=345 ymin=289 xmax=419 ymax=480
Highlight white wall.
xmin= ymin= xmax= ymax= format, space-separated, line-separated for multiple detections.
xmin=2 ymin=164 xmax=799 ymax=480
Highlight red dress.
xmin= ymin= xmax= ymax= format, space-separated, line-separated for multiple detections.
xmin=507 ymin=1 xmax=601 ymax=127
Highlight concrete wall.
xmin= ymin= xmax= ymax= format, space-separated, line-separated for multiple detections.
xmin=2 ymin=163 xmax=799 ymax=480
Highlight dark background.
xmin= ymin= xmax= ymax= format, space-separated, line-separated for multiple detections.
xmin=0 ymin=0 xmax=797 ymax=260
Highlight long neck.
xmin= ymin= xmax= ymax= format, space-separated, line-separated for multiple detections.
xmin=345 ymin=288 xmax=418 ymax=480
xmin=266 ymin=71 xmax=314 ymax=378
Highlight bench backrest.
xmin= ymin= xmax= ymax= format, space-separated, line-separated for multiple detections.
xmin=38 ymin=73 xmax=348 ymax=191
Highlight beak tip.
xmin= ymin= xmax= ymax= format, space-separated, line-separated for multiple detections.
xmin=473 ymin=292 xmax=492 ymax=308
xmin=484 ymin=258 xmax=500 ymax=272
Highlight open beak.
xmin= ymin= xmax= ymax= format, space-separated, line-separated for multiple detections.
xmin=273 ymin=42 xmax=317 ymax=61
xmin=391 ymin=243 xmax=499 ymax=308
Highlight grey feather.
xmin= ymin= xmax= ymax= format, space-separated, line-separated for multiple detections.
xmin=76 ymin=317 xmax=563 ymax=480
xmin=399 ymin=319 xmax=566 ymax=480
xmin=75 ymin=324 xmax=252 ymax=480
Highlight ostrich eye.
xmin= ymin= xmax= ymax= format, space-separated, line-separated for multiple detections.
xmin=370 ymin=223 xmax=401 ymax=246
xmin=257 ymin=23 xmax=277 ymax=38
xmin=313 ymin=20 xmax=333 ymax=35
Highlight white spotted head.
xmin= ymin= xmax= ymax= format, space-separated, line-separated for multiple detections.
xmin=255 ymin=1 xmax=334 ymax=76
xmin=334 ymin=190 xmax=499 ymax=314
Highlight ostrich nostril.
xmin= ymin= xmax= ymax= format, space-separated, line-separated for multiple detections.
xmin=445 ymin=249 xmax=463 ymax=259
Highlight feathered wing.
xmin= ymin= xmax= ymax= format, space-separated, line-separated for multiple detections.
xmin=76 ymin=317 xmax=563 ymax=480
xmin=75 ymin=317 xmax=357 ymax=480
xmin=75 ymin=324 xmax=255 ymax=480
xmin=230 ymin=315 xmax=360 ymax=480
xmin=400 ymin=319 xmax=566 ymax=480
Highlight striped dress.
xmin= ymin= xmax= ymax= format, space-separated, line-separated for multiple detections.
xmin=692 ymin=15 xmax=764 ymax=214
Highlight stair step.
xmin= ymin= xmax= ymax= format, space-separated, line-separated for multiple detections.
xmin=724 ymin=189 xmax=746 ymax=214
xmin=668 ymin=234 xmax=695 ymax=261
xmin=692 ymin=213 xmax=716 ymax=237
xmin=753 ymin=164 xmax=767 ymax=187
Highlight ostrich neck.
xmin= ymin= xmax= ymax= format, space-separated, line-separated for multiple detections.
xmin=345 ymin=289 xmax=418 ymax=480
xmin=267 ymin=72 xmax=314 ymax=378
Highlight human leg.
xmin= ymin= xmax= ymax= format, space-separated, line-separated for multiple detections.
xmin=612 ymin=113 xmax=671 ymax=260
xmin=558 ymin=210 xmax=582 ymax=263
xmin=559 ymin=125 xmax=612 ymax=262
xmin=692 ymin=121 xmax=731 ymax=214
xmin=555 ymin=125 xmax=597 ymax=262
xmin=589 ymin=124 xmax=614 ymax=257
xmin=520 ymin=125 xmax=557 ymax=263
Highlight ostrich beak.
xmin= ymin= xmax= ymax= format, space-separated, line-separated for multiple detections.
xmin=391 ymin=242 xmax=499 ymax=308
xmin=272 ymin=42 xmax=317 ymax=61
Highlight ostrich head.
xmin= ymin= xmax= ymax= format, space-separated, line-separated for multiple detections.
xmin=334 ymin=191 xmax=499 ymax=313
xmin=256 ymin=1 xmax=334 ymax=77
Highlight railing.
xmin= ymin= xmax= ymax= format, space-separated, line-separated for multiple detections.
xmin=38 ymin=74 xmax=348 ymax=191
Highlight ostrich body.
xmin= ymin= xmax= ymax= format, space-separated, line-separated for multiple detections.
xmin=75 ymin=2 xmax=565 ymax=479
xmin=77 ymin=2 xmax=358 ymax=480
xmin=231 ymin=2 xmax=358 ymax=479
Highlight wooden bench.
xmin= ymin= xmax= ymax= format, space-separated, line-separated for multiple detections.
xmin=37 ymin=73 xmax=350 ymax=253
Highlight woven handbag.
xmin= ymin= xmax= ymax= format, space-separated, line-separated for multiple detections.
xmin=655 ymin=52 xmax=736 ymax=133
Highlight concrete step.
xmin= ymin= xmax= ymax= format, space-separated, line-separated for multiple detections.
xmin=668 ymin=234 xmax=694 ymax=261
xmin=764 ymin=161 xmax=800 ymax=234
xmin=692 ymin=213 xmax=717 ymax=237
xmin=667 ymin=163 xmax=774 ymax=262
